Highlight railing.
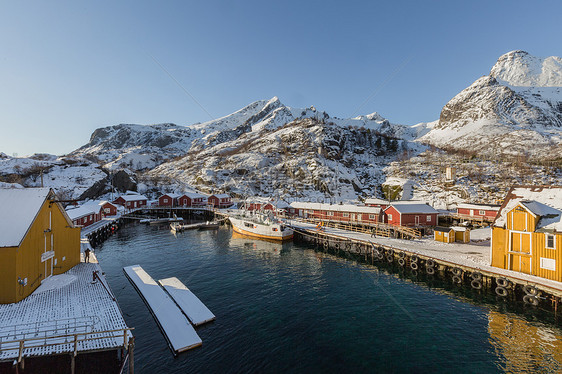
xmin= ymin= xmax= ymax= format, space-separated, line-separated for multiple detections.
xmin=0 ymin=327 xmax=134 ymax=363
xmin=288 ymin=217 xmax=421 ymax=239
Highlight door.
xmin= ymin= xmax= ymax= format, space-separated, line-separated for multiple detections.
xmin=509 ymin=232 xmax=532 ymax=275
xmin=415 ymin=216 xmax=420 ymax=225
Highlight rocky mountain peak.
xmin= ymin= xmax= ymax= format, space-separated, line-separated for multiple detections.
xmin=490 ymin=50 xmax=562 ymax=87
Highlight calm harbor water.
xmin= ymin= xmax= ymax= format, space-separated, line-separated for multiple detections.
xmin=96 ymin=223 xmax=562 ymax=373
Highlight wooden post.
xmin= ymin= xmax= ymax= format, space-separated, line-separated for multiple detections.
xmin=128 ymin=337 xmax=135 ymax=374
xmin=71 ymin=353 xmax=75 ymax=374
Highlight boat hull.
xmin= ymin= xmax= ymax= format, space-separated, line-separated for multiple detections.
xmin=229 ymin=216 xmax=293 ymax=242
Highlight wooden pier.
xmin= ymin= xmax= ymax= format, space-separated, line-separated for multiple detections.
xmin=158 ymin=277 xmax=215 ymax=326
xmin=289 ymin=221 xmax=562 ymax=311
xmin=123 ymin=265 xmax=202 ymax=355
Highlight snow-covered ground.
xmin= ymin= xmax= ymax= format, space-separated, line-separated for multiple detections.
xmin=0 ymin=260 xmax=131 ymax=361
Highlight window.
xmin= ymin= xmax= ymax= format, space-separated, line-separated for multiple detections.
xmin=426 ymin=215 xmax=431 ymax=222
xmin=327 ymin=211 xmax=334 ymax=216
xmin=546 ymin=234 xmax=556 ymax=249
xmin=163 ymin=198 xmax=168 ymax=203
xmin=272 ymin=228 xmax=278 ymax=232
xmin=388 ymin=214 xmax=393 ymax=221
xmin=479 ymin=210 xmax=486 ymax=215
xmin=540 ymin=257 xmax=556 ymax=271
xmin=342 ymin=213 xmax=349 ymax=218
xmin=357 ymin=214 xmax=362 ymax=221
xmin=369 ymin=214 xmax=376 ymax=219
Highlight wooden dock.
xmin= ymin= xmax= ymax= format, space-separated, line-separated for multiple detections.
xmin=158 ymin=277 xmax=215 ymax=326
xmin=123 ymin=266 xmax=202 ymax=354
xmin=289 ymin=221 xmax=562 ymax=310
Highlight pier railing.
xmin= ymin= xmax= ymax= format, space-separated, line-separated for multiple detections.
xmin=289 ymin=217 xmax=421 ymax=239
xmin=0 ymin=327 xmax=134 ymax=363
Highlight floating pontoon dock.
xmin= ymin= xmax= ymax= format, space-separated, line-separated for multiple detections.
xmin=123 ymin=265 xmax=202 ymax=354
xmin=158 ymin=277 xmax=216 ymax=326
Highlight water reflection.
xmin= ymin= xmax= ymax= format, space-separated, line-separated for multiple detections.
xmin=488 ymin=310 xmax=562 ymax=372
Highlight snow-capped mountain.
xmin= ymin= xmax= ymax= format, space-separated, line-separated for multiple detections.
xmin=147 ymin=116 xmax=417 ymax=201
xmin=418 ymin=51 xmax=562 ymax=159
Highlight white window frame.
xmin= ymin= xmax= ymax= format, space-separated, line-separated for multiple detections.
xmin=546 ymin=234 xmax=556 ymax=249
xmin=369 ymin=214 xmax=376 ymax=219
xmin=426 ymin=215 xmax=431 ymax=222
xmin=388 ymin=214 xmax=393 ymax=221
xmin=327 ymin=211 xmax=334 ymax=216
xmin=479 ymin=210 xmax=486 ymax=216
xmin=342 ymin=212 xmax=349 ymax=218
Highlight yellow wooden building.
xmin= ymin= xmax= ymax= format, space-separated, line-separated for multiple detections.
xmin=434 ymin=227 xmax=455 ymax=243
xmin=491 ymin=186 xmax=562 ymax=281
xmin=0 ymin=188 xmax=81 ymax=304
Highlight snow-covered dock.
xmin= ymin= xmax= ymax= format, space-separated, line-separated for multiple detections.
xmin=158 ymin=277 xmax=215 ymax=326
xmin=289 ymin=220 xmax=562 ymax=299
xmin=123 ymin=265 xmax=202 ymax=354
xmin=0 ymin=262 xmax=132 ymax=363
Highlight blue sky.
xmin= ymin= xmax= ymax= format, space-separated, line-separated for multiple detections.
xmin=1 ymin=0 xmax=561 ymax=156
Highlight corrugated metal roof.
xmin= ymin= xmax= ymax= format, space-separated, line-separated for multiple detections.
xmin=0 ymin=188 xmax=51 ymax=248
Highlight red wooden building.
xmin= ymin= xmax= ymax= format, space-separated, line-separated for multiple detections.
xmin=364 ymin=198 xmax=391 ymax=210
xmin=158 ymin=193 xmax=182 ymax=207
xmin=178 ymin=192 xmax=208 ymax=207
xmin=208 ymin=194 xmax=233 ymax=208
xmin=455 ymin=203 xmax=500 ymax=222
xmin=66 ymin=206 xmax=98 ymax=227
xmin=288 ymin=202 xmax=382 ymax=224
xmin=382 ymin=203 xmax=439 ymax=227
xmin=113 ymin=193 xmax=148 ymax=209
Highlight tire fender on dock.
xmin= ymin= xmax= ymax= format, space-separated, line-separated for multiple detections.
xmin=495 ymin=286 xmax=508 ymax=297
xmin=523 ymin=294 xmax=539 ymax=306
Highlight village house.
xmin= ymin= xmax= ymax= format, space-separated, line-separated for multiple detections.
xmin=0 ymin=188 xmax=81 ymax=304
xmin=364 ymin=198 xmax=392 ymax=210
xmin=455 ymin=203 xmax=500 ymax=222
xmin=208 ymin=193 xmax=233 ymax=208
xmin=178 ymin=192 xmax=208 ymax=207
xmin=243 ymin=197 xmax=289 ymax=212
xmin=113 ymin=192 xmax=148 ymax=210
xmin=383 ymin=202 xmax=439 ymax=227
xmin=288 ymin=202 xmax=382 ymax=225
xmin=158 ymin=193 xmax=182 ymax=207
xmin=491 ymin=186 xmax=562 ymax=281
xmin=66 ymin=205 xmax=98 ymax=227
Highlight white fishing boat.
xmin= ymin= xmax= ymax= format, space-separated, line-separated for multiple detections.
xmin=228 ymin=213 xmax=293 ymax=241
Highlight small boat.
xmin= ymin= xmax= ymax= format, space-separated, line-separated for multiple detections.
xmin=170 ymin=222 xmax=202 ymax=232
xmin=228 ymin=213 xmax=293 ymax=241
xmin=150 ymin=215 xmax=183 ymax=225
xmin=198 ymin=221 xmax=220 ymax=230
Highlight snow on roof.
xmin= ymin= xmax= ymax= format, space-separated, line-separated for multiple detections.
xmin=456 ymin=203 xmax=500 ymax=211
xmin=116 ymin=194 xmax=148 ymax=201
xmin=494 ymin=186 xmax=562 ymax=231
xmin=160 ymin=193 xmax=182 ymax=199
xmin=181 ymin=192 xmax=207 ymax=199
xmin=434 ymin=226 xmax=453 ymax=232
xmin=0 ymin=188 xmax=51 ymax=247
xmin=211 ymin=194 xmax=230 ymax=199
xmin=386 ymin=203 xmax=439 ymax=214
xmin=290 ymin=202 xmax=381 ymax=214
xmin=81 ymin=200 xmax=112 ymax=209
xmin=66 ymin=206 xmax=97 ymax=220
xmin=364 ymin=198 xmax=390 ymax=205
